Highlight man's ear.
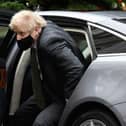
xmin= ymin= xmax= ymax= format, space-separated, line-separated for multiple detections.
xmin=32 ymin=26 xmax=41 ymax=40
xmin=35 ymin=27 xmax=41 ymax=33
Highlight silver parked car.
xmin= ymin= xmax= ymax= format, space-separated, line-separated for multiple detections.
xmin=1 ymin=10 xmax=126 ymax=126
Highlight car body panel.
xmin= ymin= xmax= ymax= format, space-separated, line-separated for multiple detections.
xmin=77 ymin=54 xmax=126 ymax=105
xmin=59 ymin=54 xmax=126 ymax=126
xmin=113 ymin=103 xmax=126 ymax=125
xmin=39 ymin=11 xmax=126 ymax=36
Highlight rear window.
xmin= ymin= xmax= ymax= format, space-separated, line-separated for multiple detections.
xmin=91 ymin=26 xmax=126 ymax=54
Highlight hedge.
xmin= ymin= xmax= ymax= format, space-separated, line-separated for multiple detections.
xmin=0 ymin=1 xmax=26 ymax=11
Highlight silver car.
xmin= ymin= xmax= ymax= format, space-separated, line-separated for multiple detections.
xmin=1 ymin=10 xmax=126 ymax=126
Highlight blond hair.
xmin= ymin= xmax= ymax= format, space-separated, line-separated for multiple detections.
xmin=9 ymin=10 xmax=47 ymax=33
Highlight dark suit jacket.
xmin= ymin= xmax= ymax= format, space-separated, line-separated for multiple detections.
xmin=37 ymin=21 xmax=85 ymax=102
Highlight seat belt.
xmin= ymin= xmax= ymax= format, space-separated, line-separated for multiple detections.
xmin=31 ymin=47 xmax=46 ymax=109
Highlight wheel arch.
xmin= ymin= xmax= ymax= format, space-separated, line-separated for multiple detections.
xmin=65 ymin=101 xmax=121 ymax=126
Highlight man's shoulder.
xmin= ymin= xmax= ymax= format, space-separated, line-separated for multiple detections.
xmin=38 ymin=20 xmax=76 ymax=53
xmin=43 ymin=20 xmax=64 ymax=37
xmin=39 ymin=21 xmax=66 ymax=45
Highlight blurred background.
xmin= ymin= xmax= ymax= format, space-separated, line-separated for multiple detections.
xmin=0 ymin=0 xmax=126 ymax=11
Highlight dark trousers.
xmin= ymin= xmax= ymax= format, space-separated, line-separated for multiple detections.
xmin=8 ymin=96 xmax=65 ymax=126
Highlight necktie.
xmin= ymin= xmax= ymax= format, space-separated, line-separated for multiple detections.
xmin=31 ymin=47 xmax=46 ymax=109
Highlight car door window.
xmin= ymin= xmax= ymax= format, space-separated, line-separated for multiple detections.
xmin=64 ymin=28 xmax=92 ymax=66
xmin=64 ymin=29 xmax=91 ymax=59
xmin=90 ymin=26 xmax=126 ymax=54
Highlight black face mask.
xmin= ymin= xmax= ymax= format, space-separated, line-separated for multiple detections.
xmin=17 ymin=35 xmax=34 ymax=51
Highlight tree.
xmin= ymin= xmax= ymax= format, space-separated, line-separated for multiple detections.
xmin=36 ymin=0 xmax=119 ymax=10
xmin=26 ymin=0 xmax=68 ymax=10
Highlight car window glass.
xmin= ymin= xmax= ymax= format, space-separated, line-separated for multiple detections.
xmin=65 ymin=29 xmax=91 ymax=59
xmin=91 ymin=26 xmax=126 ymax=54
xmin=69 ymin=31 xmax=87 ymax=51
xmin=0 ymin=26 xmax=8 ymax=46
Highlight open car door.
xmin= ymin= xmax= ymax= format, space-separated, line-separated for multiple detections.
xmin=0 ymin=9 xmax=33 ymax=126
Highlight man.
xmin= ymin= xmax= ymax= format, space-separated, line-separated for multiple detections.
xmin=9 ymin=10 xmax=85 ymax=126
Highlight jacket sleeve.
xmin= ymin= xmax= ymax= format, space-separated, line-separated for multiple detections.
xmin=47 ymin=39 xmax=84 ymax=99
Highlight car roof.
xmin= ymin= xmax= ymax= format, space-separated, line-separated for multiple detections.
xmin=38 ymin=10 xmax=126 ymax=36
